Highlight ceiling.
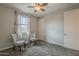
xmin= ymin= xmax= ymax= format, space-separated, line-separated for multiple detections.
xmin=1 ymin=3 xmax=79 ymax=17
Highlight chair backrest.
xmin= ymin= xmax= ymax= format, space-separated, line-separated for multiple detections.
xmin=30 ymin=32 xmax=36 ymax=39
xmin=11 ymin=34 xmax=18 ymax=43
xmin=24 ymin=33 xmax=30 ymax=44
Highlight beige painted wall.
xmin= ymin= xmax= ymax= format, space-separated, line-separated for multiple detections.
xmin=0 ymin=5 xmax=38 ymax=50
xmin=38 ymin=12 xmax=64 ymax=46
xmin=64 ymin=8 xmax=79 ymax=50
xmin=30 ymin=16 xmax=39 ymax=40
xmin=0 ymin=5 xmax=15 ymax=49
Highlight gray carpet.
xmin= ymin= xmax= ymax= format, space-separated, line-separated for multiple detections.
xmin=0 ymin=42 xmax=79 ymax=56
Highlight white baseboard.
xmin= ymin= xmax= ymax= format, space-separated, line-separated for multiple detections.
xmin=0 ymin=46 xmax=13 ymax=51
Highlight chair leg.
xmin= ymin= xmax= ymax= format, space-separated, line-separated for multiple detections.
xmin=34 ymin=40 xmax=36 ymax=45
xmin=18 ymin=46 xmax=21 ymax=52
xmin=13 ymin=45 xmax=15 ymax=51
xmin=27 ymin=41 xmax=31 ymax=48
xmin=30 ymin=41 xmax=32 ymax=45
xmin=24 ymin=43 xmax=25 ymax=48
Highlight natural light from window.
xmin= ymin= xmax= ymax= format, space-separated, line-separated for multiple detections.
xmin=17 ymin=15 xmax=30 ymax=38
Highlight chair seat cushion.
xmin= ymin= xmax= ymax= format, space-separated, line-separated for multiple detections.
xmin=15 ymin=40 xmax=25 ymax=46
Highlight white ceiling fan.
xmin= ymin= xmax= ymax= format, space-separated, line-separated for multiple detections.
xmin=28 ymin=3 xmax=48 ymax=12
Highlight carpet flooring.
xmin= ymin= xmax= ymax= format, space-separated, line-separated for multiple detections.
xmin=0 ymin=42 xmax=79 ymax=56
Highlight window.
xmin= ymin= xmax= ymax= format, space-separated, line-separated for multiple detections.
xmin=17 ymin=15 xmax=30 ymax=38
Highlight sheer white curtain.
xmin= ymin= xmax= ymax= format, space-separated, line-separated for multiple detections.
xmin=15 ymin=12 xmax=30 ymax=39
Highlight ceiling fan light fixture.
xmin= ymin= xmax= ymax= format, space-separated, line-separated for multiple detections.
xmin=35 ymin=6 xmax=43 ymax=11
xmin=28 ymin=3 xmax=48 ymax=12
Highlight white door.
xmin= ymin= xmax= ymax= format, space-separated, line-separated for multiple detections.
xmin=74 ymin=9 xmax=79 ymax=50
xmin=64 ymin=10 xmax=76 ymax=49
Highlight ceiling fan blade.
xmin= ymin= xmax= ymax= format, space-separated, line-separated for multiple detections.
xmin=28 ymin=6 xmax=34 ymax=8
xmin=41 ymin=3 xmax=48 ymax=6
xmin=41 ymin=8 xmax=45 ymax=11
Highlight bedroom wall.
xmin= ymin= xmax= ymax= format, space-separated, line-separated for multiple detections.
xmin=38 ymin=12 xmax=64 ymax=46
xmin=0 ymin=5 xmax=38 ymax=50
xmin=0 ymin=5 xmax=15 ymax=49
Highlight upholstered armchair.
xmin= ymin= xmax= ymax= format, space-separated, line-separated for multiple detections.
xmin=11 ymin=33 xmax=25 ymax=51
xmin=30 ymin=32 xmax=36 ymax=45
